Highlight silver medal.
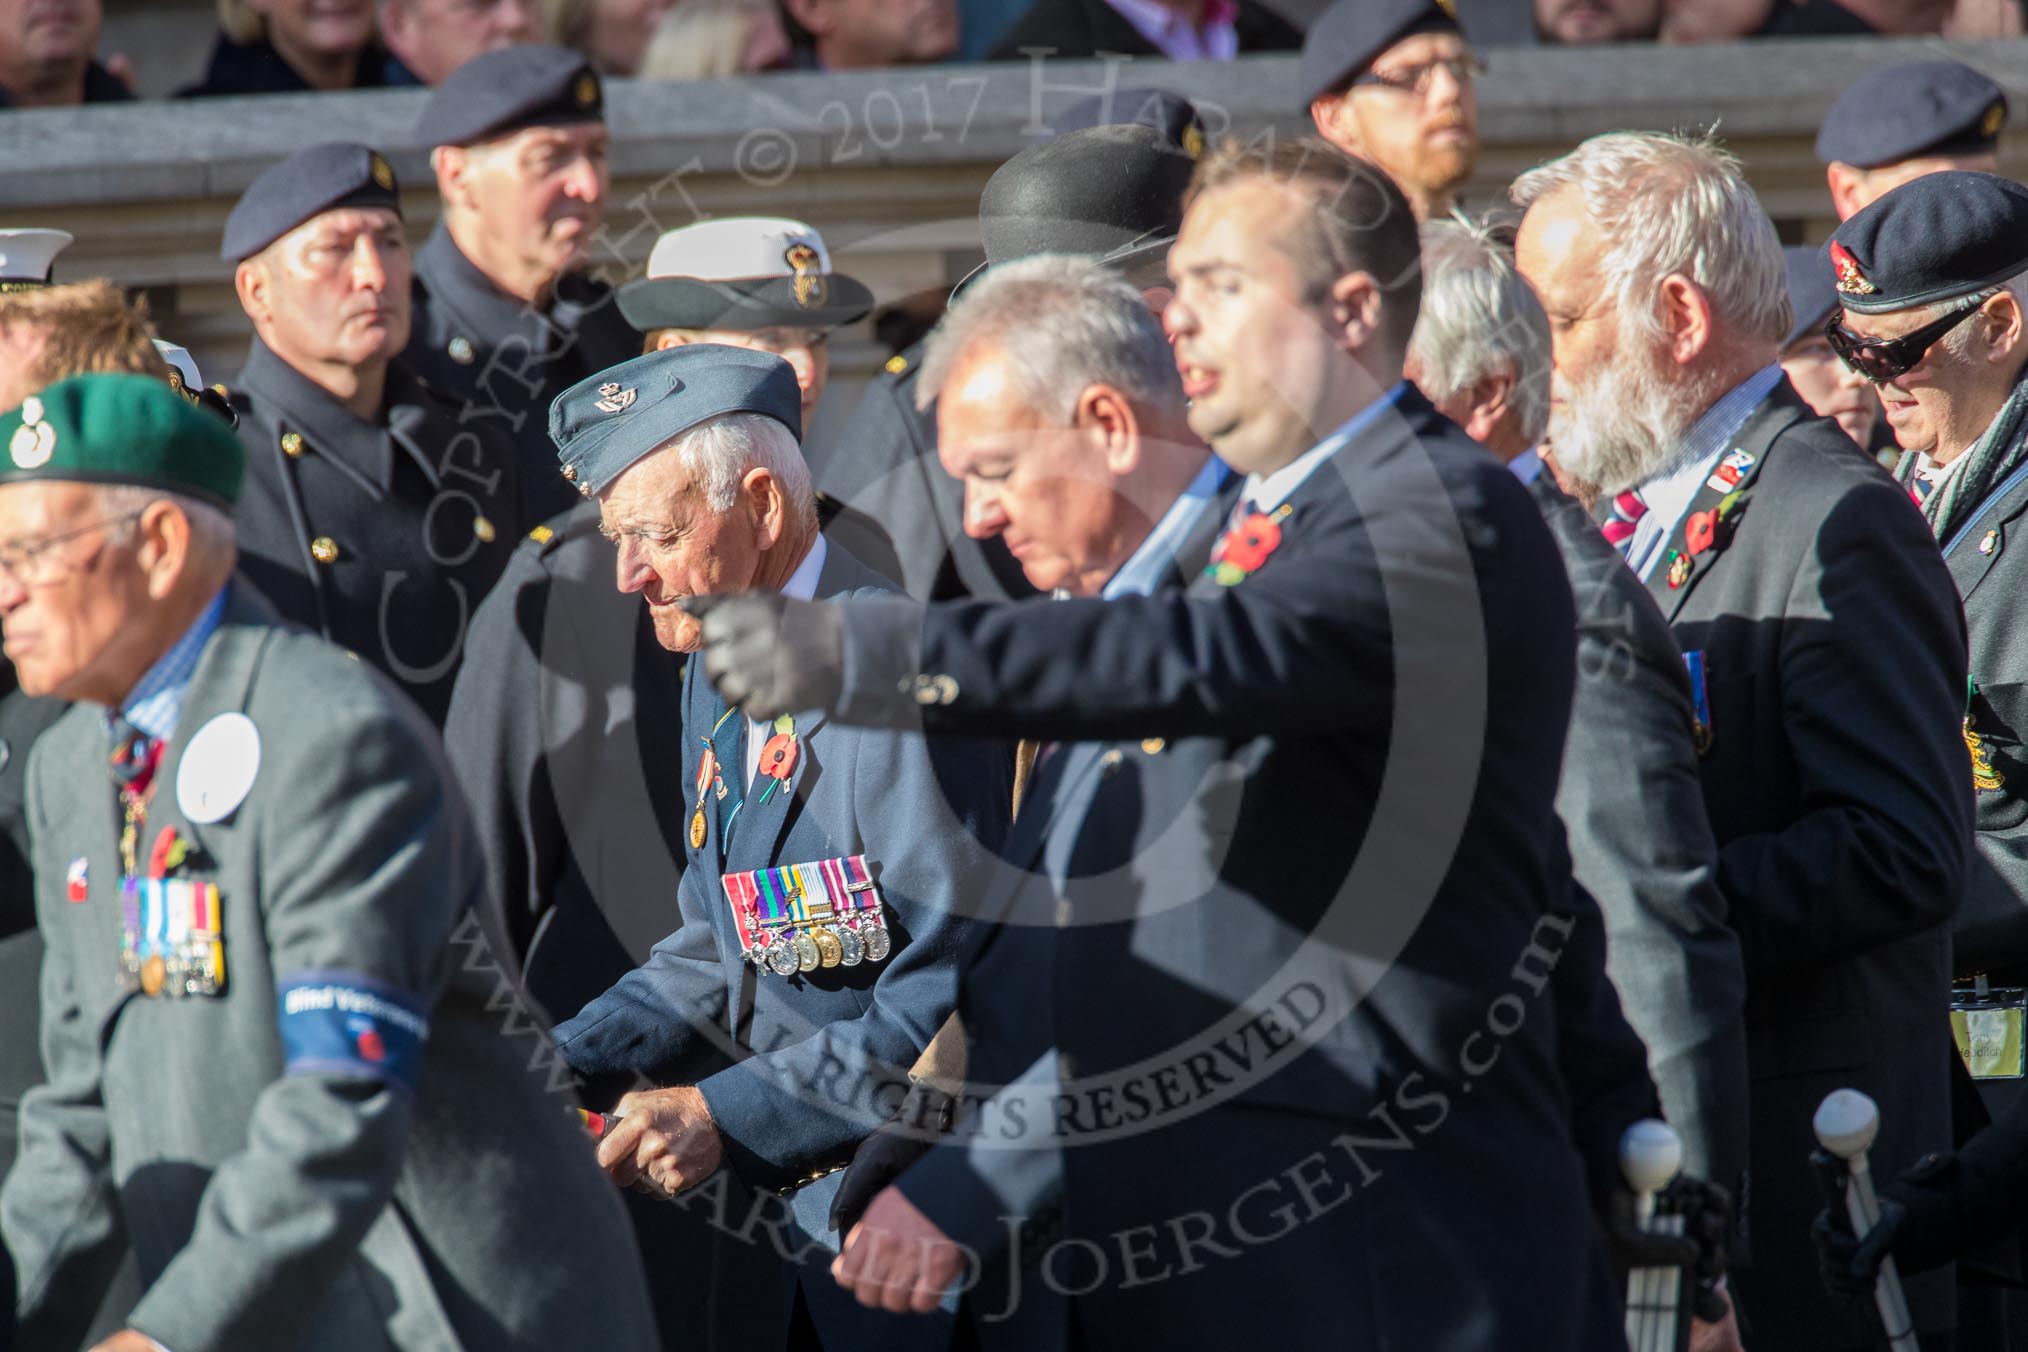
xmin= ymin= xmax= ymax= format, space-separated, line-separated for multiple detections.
xmin=766 ymin=934 xmax=800 ymax=977
xmin=863 ymin=921 xmax=892 ymax=963
xmin=838 ymin=926 xmax=865 ymax=966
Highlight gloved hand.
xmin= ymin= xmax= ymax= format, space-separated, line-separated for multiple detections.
xmin=1814 ymin=1149 xmax=1962 ymax=1300
xmin=681 ymin=593 xmax=844 ymax=721
xmin=1602 ymin=1175 xmax=1734 ymax=1323
xmin=829 ymin=1081 xmax=958 ymax=1236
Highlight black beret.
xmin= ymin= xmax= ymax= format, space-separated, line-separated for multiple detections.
xmin=421 ymin=44 xmax=603 ymax=149
xmin=1299 ymin=0 xmax=1461 ymax=106
xmin=1815 ymin=59 xmax=2007 ymax=169
xmin=1049 ymin=88 xmax=1206 ymax=157
xmin=550 ymin=344 xmax=802 ymax=498
xmin=221 ymin=142 xmax=401 ymax=263
xmin=1781 ymin=244 xmax=1839 ymax=350
xmin=1826 ymin=170 xmax=2028 ymax=315
xmin=978 ymin=124 xmax=1196 ymax=277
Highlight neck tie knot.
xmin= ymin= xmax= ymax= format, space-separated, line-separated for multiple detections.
xmin=1600 ymin=488 xmax=1649 ymax=550
xmin=109 ymin=718 xmax=161 ymax=795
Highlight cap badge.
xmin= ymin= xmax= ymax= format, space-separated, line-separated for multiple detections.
xmin=786 ymin=242 xmax=827 ymax=309
xmin=576 ymin=73 xmax=599 ymax=108
xmin=1984 ymin=101 xmax=2006 ymax=139
xmin=10 ymin=396 xmax=54 ymax=469
xmin=1829 ymin=241 xmax=1877 ymax=297
xmin=1182 ymin=123 xmax=1206 ymax=159
xmin=595 ymin=381 xmax=637 ymax=414
xmin=370 ymin=154 xmax=394 ymax=191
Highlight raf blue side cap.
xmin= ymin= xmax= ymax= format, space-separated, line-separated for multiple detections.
xmin=421 ymin=44 xmax=603 ymax=149
xmin=1816 ymin=59 xmax=2007 ymax=169
xmin=221 ymin=142 xmax=401 ymax=263
xmin=1826 ymin=170 xmax=2028 ymax=316
xmin=550 ymin=345 xmax=803 ymax=497
xmin=1299 ymin=0 xmax=1461 ymax=106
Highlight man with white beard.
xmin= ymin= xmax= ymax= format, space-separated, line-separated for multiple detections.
xmin=1514 ymin=131 xmax=1974 ymax=1352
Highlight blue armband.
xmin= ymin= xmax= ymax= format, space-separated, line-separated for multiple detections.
xmin=276 ymin=970 xmax=430 ymax=1095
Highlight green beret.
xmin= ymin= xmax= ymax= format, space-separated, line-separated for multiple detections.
xmin=0 ymin=373 xmax=244 ymax=510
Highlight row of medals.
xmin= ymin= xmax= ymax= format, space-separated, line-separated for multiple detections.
xmin=754 ymin=916 xmax=892 ymax=978
xmin=120 ymin=944 xmax=221 ymax=998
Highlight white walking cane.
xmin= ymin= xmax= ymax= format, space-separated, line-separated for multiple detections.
xmin=1814 ymin=1089 xmax=1920 ymax=1352
xmin=1620 ymin=1118 xmax=1687 ymax=1352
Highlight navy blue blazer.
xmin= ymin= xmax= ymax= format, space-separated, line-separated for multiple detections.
xmin=822 ymin=388 xmax=1628 ymax=1349
xmin=553 ymin=541 xmax=1011 ymax=1228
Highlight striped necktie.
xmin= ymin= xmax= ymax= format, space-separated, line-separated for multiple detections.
xmin=1600 ymin=489 xmax=1648 ymax=553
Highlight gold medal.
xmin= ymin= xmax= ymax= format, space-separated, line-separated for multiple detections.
xmin=813 ymin=927 xmax=843 ymax=968
xmin=140 ymin=954 xmax=166 ymax=997
xmin=689 ymin=807 xmax=707 ymax=849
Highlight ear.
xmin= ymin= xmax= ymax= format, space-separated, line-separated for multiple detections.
xmin=136 ymin=500 xmax=193 ymax=602
xmin=234 ymin=258 xmax=270 ymax=330
xmin=742 ymin=465 xmax=787 ymax=550
xmin=1656 ymin=273 xmax=1715 ymax=366
xmin=432 ymin=145 xmax=469 ymax=207
xmin=1826 ymin=162 xmax=1867 ymax=221
xmin=1326 ymin=270 xmax=1383 ymax=354
xmin=1075 ymin=383 xmax=1142 ymax=476
xmin=1985 ymin=290 xmax=2027 ymax=365
xmin=1461 ymin=369 xmax=1516 ymax=444
xmin=655 ymin=332 xmax=693 ymax=352
xmin=1309 ymin=93 xmax=1360 ymax=154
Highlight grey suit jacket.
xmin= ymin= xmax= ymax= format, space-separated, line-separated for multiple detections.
xmin=1534 ymin=475 xmax=1750 ymax=1193
xmin=2 ymin=584 xmax=656 ymax=1352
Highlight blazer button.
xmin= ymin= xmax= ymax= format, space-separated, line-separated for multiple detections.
xmin=448 ymin=336 xmax=475 ymax=366
xmin=280 ymin=431 xmax=305 ymax=458
xmin=1100 ymin=749 xmax=1125 ymax=776
xmin=1140 ymin=738 xmax=1165 ymax=755
xmin=932 ymin=674 xmax=960 ymax=705
xmin=310 ymin=536 xmax=340 ymax=565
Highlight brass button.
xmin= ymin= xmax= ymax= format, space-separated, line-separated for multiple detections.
xmin=448 ymin=336 xmax=475 ymax=366
xmin=932 ymin=675 xmax=960 ymax=705
xmin=473 ymin=515 xmax=496 ymax=544
xmin=913 ymin=679 xmax=939 ymax=707
xmin=280 ymin=431 xmax=304 ymax=458
xmin=310 ymin=536 xmax=339 ymax=565
xmin=1140 ymin=738 xmax=1166 ymax=755
xmin=561 ymin=463 xmax=577 ymax=481
xmin=1100 ymin=749 xmax=1125 ymax=775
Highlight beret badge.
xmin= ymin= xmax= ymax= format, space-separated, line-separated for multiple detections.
xmin=370 ymin=153 xmax=395 ymax=191
xmin=576 ymin=73 xmax=599 ymax=108
xmin=785 ymin=243 xmax=826 ymax=309
xmin=1984 ymin=101 xmax=2006 ymax=139
xmin=10 ymin=395 xmax=54 ymax=469
xmin=1829 ymin=241 xmax=1878 ymax=297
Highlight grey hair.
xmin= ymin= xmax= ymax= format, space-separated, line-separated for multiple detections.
xmin=1510 ymin=130 xmax=1792 ymax=349
xmin=93 ymin=484 xmax=236 ymax=552
xmin=914 ymin=254 xmax=1182 ymax=421
xmin=669 ymin=411 xmax=817 ymax=534
xmin=1409 ymin=214 xmax=1552 ymax=445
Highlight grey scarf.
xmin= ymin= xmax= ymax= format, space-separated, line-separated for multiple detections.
xmin=1897 ymin=368 xmax=2028 ymax=545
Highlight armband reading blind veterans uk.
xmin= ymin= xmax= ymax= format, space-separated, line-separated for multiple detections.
xmin=277 ymin=970 xmax=430 ymax=1093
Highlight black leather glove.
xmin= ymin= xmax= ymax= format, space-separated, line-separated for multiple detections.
xmin=681 ymin=593 xmax=844 ymax=721
xmin=1814 ymin=1149 xmax=1962 ymax=1301
xmin=1601 ymin=1175 xmax=1734 ymax=1324
xmin=828 ymin=1081 xmax=958 ymax=1236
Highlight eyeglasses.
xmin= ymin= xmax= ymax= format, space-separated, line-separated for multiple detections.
xmin=1351 ymin=54 xmax=1487 ymax=97
xmin=1824 ymin=304 xmax=1984 ymax=383
xmin=0 ymin=510 xmax=144 ymax=586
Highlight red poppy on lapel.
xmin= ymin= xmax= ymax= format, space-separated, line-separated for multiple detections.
xmin=1209 ymin=512 xmax=1284 ymax=587
xmin=759 ymin=732 xmax=799 ymax=783
xmin=1685 ymin=509 xmax=1717 ymax=557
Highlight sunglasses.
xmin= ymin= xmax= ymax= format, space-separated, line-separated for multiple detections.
xmin=1824 ymin=303 xmax=1984 ymax=382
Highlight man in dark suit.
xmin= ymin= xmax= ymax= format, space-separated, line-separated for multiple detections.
xmin=404 ymin=45 xmax=640 ymax=524
xmin=987 ymin=0 xmax=1300 ymax=60
xmin=1515 ymin=130 xmax=1973 ymax=1352
xmin=0 ymin=373 xmax=656 ymax=1352
xmin=222 ymin=142 xmax=525 ymax=727
xmin=696 ymin=138 xmax=1636 ymax=1349
xmin=544 ymin=345 xmax=1010 ymax=1351
xmin=816 ymin=113 xmax=1201 ymax=606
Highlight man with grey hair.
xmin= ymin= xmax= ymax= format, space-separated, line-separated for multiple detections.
xmin=1515 ymin=130 xmax=1972 ymax=1352
xmin=918 ymin=253 xmax=1235 ymax=600
xmin=1411 ymin=212 xmax=1751 ymax=1232
xmin=545 ymin=343 xmax=1008 ymax=1352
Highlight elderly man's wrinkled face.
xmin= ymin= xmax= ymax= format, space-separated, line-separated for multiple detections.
xmin=380 ymin=0 xmax=537 ymax=84
xmin=937 ymin=343 xmax=1143 ymax=597
xmin=1516 ymin=183 xmax=1713 ymax=495
xmin=1838 ymin=295 xmax=2025 ymax=461
xmin=600 ymin=448 xmax=768 ymax=653
xmin=455 ymin=123 xmax=609 ymax=292
xmin=0 ymin=480 xmax=151 ymax=701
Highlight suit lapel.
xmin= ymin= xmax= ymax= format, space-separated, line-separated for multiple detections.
xmin=1638 ymin=388 xmax=1806 ymax=621
xmin=1945 ymin=465 xmax=2028 ymax=604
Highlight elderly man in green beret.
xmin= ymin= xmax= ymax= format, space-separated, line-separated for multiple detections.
xmin=0 ymin=373 xmax=655 ymax=1352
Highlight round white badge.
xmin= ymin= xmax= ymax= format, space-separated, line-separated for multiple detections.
xmin=177 ymin=713 xmax=261 ymax=824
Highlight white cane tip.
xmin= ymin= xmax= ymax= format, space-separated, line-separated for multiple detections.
xmin=1618 ymin=1118 xmax=1682 ymax=1193
xmin=1813 ymin=1088 xmax=1881 ymax=1158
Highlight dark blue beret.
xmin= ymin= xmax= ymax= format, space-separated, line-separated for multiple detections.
xmin=1782 ymin=244 xmax=1839 ymax=349
xmin=1299 ymin=0 xmax=1461 ymax=106
xmin=221 ymin=142 xmax=401 ymax=263
xmin=550 ymin=345 xmax=802 ymax=497
xmin=1826 ymin=170 xmax=2028 ymax=315
xmin=1815 ymin=59 xmax=2007 ymax=169
xmin=1050 ymin=89 xmax=1205 ymax=156
xmin=420 ymin=44 xmax=603 ymax=149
